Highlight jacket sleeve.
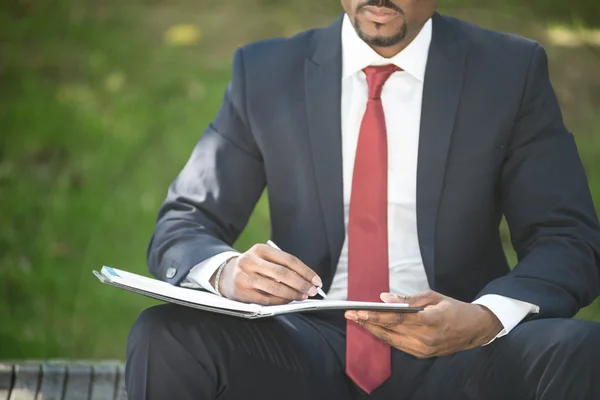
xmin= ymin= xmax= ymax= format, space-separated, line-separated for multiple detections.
xmin=147 ymin=47 xmax=266 ymax=285
xmin=475 ymin=44 xmax=600 ymax=318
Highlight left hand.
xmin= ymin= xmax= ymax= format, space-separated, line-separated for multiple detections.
xmin=345 ymin=291 xmax=503 ymax=359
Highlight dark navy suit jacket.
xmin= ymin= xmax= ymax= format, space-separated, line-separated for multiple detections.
xmin=148 ymin=13 xmax=600 ymax=320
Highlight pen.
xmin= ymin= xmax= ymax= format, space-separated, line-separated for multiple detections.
xmin=267 ymin=240 xmax=328 ymax=299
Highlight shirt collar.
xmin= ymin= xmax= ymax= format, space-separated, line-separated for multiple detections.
xmin=341 ymin=13 xmax=432 ymax=81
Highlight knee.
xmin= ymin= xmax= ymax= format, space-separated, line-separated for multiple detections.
xmin=127 ymin=304 xmax=225 ymax=353
xmin=125 ymin=305 xmax=222 ymax=398
xmin=539 ymin=319 xmax=600 ymax=371
xmin=130 ymin=304 xmax=172 ymax=332
xmin=548 ymin=319 xmax=600 ymax=351
xmin=127 ymin=304 xmax=183 ymax=353
xmin=531 ymin=320 xmax=600 ymax=397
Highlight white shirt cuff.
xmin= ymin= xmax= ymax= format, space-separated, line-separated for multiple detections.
xmin=473 ymin=294 xmax=540 ymax=345
xmin=181 ymin=251 xmax=241 ymax=294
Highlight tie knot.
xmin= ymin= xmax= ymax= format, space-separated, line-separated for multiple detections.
xmin=363 ymin=65 xmax=402 ymax=100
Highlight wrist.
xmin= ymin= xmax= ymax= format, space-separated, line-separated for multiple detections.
xmin=209 ymin=256 xmax=237 ymax=292
xmin=475 ymin=304 xmax=504 ymax=344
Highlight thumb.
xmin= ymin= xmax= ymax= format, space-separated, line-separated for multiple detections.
xmin=380 ymin=290 xmax=443 ymax=307
xmin=380 ymin=293 xmax=405 ymax=304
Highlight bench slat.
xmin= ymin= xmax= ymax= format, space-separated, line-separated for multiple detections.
xmin=114 ymin=365 xmax=127 ymax=400
xmin=37 ymin=364 xmax=66 ymax=400
xmin=9 ymin=364 xmax=40 ymax=400
xmin=63 ymin=365 xmax=92 ymax=400
xmin=90 ymin=364 xmax=118 ymax=400
xmin=0 ymin=362 xmax=127 ymax=400
xmin=0 ymin=364 xmax=13 ymax=400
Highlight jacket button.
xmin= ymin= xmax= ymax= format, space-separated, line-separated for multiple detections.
xmin=166 ymin=267 xmax=177 ymax=279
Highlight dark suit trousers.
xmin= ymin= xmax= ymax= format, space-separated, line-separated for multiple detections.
xmin=125 ymin=304 xmax=600 ymax=400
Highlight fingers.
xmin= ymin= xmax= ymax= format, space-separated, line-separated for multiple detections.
xmin=345 ymin=309 xmax=426 ymax=327
xmin=249 ymin=274 xmax=308 ymax=301
xmin=345 ymin=292 xmax=443 ymax=329
xmin=224 ymin=242 xmax=327 ymax=305
xmin=380 ymin=293 xmax=405 ymax=303
xmin=238 ymin=289 xmax=292 ymax=306
xmin=231 ymin=269 xmax=305 ymax=305
xmin=250 ymin=244 xmax=323 ymax=288
xmin=246 ymin=256 xmax=318 ymax=297
xmin=226 ymin=244 xmax=324 ymax=306
xmin=358 ymin=322 xmax=440 ymax=359
xmin=380 ymin=291 xmax=443 ymax=308
xmin=251 ymin=291 xmax=294 ymax=306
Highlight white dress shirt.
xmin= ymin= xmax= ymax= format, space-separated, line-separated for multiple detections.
xmin=185 ymin=15 xmax=539 ymax=341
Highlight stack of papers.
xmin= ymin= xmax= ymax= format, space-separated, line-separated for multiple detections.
xmin=93 ymin=266 xmax=423 ymax=318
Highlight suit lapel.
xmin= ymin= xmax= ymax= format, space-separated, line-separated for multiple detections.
xmin=417 ymin=13 xmax=467 ymax=288
xmin=305 ymin=17 xmax=345 ymax=284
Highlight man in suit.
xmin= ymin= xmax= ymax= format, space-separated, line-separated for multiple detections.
xmin=125 ymin=0 xmax=600 ymax=399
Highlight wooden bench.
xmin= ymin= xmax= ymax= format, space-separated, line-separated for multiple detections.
xmin=0 ymin=361 xmax=127 ymax=400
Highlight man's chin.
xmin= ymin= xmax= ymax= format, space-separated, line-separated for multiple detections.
xmin=358 ymin=31 xmax=407 ymax=48
xmin=354 ymin=19 xmax=407 ymax=47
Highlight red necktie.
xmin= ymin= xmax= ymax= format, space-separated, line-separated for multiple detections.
xmin=346 ymin=65 xmax=400 ymax=394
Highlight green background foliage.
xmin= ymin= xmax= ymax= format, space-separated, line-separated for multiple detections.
xmin=1 ymin=0 xmax=599 ymax=360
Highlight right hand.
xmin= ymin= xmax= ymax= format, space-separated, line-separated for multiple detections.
xmin=211 ymin=244 xmax=323 ymax=305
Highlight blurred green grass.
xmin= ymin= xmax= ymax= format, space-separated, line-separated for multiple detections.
xmin=0 ymin=1 xmax=599 ymax=359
